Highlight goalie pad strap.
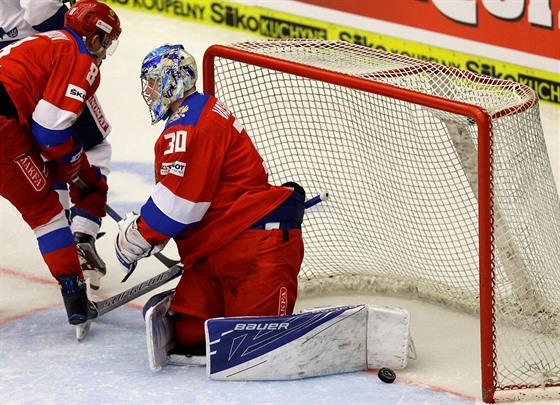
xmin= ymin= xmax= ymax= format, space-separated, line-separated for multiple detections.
xmin=168 ymin=353 xmax=205 ymax=367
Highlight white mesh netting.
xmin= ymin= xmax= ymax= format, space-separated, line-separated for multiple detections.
xmin=206 ymin=39 xmax=560 ymax=395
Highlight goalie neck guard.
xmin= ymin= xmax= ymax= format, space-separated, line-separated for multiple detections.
xmin=140 ymin=44 xmax=198 ymax=125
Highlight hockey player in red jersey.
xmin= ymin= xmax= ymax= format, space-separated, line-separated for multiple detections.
xmin=1 ymin=1 xmax=115 ymax=291
xmin=0 ymin=0 xmax=121 ymax=328
xmin=115 ymin=44 xmax=305 ymax=360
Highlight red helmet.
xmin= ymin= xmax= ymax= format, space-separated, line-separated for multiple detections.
xmin=65 ymin=0 xmax=121 ymax=41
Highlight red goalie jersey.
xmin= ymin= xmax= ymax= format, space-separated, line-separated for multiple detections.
xmin=137 ymin=92 xmax=292 ymax=269
xmin=0 ymin=28 xmax=100 ymax=160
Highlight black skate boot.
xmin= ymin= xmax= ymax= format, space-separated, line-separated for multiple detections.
xmin=58 ymin=274 xmax=97 ymax=325
xmin=74 ymin=232 xmax=106 ymax=290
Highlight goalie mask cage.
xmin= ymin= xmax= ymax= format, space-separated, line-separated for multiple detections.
xmin=202 ymin=39 xmax=560 ymax=403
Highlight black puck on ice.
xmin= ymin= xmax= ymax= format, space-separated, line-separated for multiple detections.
xmin=378 ymin=367 xmax=396 ymax=383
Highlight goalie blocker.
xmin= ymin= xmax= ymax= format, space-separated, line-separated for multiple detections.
xmin=145 ymin=299 xmax=415 ymax=379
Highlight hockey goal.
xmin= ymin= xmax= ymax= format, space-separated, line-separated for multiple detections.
xmin=202 ymin=39 xmax=560 ymax=403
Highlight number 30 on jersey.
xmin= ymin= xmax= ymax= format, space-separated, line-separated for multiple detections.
xmin=163 ymin=130 xmax=187 ymax=155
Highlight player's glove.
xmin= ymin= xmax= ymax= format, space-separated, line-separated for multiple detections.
xmin=48 ymin=139 xmax=85 ymax=183
xmin=69 ymin=166 xmax=108 ymax=218
xmin=114 ymin=212 xmax=166 ymax=274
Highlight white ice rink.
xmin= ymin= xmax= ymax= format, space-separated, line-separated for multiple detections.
xmin=1 ymin=7 xmax=559 ymax=405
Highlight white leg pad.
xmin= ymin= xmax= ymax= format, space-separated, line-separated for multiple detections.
xmin=205 ymin=304 xmax=413 ymax=380
xmin=366 ymin=304 xmax=414 ymax=369
xmin=145 ymin=294 xmax=175 ymax=371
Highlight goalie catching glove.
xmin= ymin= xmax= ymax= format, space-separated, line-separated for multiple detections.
xmin=115 ymin=212 xmax=167 ymax=274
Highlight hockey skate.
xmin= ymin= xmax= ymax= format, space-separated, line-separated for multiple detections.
xmin=58 ymin=274 xmax=98 ymax=324
xmin=75 ymin=232 xmax=106 ymax=290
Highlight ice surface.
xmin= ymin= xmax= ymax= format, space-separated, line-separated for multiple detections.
xmin=1 ymin=7 xmax=558 ymax=405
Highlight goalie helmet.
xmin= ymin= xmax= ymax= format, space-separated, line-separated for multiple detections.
xmin=65 ymin=0 xmax=121 ymax=55
xmin=140 ymin=44 xmax=198 ymax=124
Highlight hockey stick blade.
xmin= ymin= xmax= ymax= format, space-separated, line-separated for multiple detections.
xmin=77 ymin=265 xmax=182 ymax=341
xmin=92 ymin=264 xmax=183 ymax=318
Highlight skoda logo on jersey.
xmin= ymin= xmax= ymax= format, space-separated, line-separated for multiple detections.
xmin=66 ymin=84 xmax=87 ymax=101
xmin=160 ymin=161 xmax=186 ymax=177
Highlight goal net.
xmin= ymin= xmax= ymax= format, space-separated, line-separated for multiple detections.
xmin=202 ymin=39 xmax=560 ymax=403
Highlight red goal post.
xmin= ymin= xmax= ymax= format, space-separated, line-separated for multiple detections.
xmin=202 ymin=39 xmax=560 ymax=403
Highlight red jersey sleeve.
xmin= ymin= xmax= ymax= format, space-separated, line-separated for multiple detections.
xmin=0 ymin=28 xmax=100 ymax=159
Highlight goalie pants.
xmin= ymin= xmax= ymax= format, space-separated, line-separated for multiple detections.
xmin=171 ymin=228 xmax=304 ymax=347
xmin=0 ymin=115 xmax=82 ymax=279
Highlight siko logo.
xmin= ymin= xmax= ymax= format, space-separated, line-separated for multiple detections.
xmin=66 ymin=84 xmax=86 ymax=101
xmin=210 ymin=3 xmax=326 ymax=39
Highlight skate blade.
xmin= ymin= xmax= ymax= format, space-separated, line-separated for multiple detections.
xmin=76 ymin=320 xmax=92 ymax=342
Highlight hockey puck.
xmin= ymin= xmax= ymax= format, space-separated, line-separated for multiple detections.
xmin=378 ymin=367 xmax=396 ymax=383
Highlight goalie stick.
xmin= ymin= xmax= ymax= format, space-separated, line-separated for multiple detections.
xmin=93 ymin=265 xmax=183 ymax=317
xmin=76 ymin=264 xmax=184 ymax=341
